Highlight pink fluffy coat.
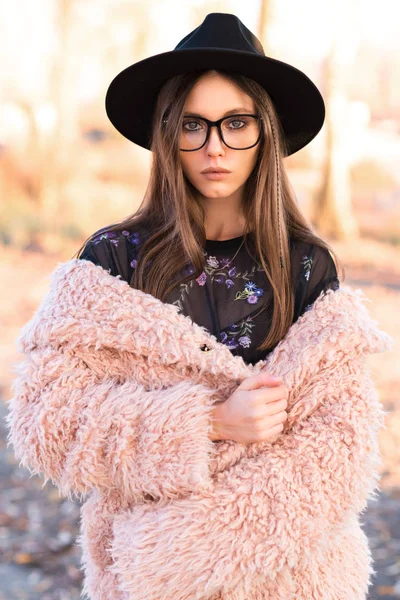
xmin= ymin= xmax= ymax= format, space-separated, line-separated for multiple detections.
xmin=6 ymin=258 xmax=394 ymax=600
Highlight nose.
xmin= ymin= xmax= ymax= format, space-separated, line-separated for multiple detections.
xmin=206 ymin=125 xmax=225 ymax=156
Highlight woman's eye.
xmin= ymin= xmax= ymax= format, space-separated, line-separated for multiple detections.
xmin=183 ymin=121 xmax=201 ymax=131
xmin=228 ymin=119 xmax=245 ymax=129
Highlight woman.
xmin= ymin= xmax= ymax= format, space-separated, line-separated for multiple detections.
xmin=76 ymin=14 xmax=341 ymax=368
xmin=6 ymin=12 xmax=393 ymax=600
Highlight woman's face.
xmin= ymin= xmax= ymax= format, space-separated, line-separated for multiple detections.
xmin=179 ymin=72 xmax=260 ymax=201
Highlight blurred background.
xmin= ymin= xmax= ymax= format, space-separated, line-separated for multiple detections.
xmin=0 ymin=1 xmax=399 ymax=598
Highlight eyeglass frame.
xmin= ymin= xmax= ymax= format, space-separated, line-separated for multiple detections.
xmin=163 ymin=113 xmax=264 ymax=151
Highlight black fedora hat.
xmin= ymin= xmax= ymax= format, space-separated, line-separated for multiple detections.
xmin=105 ymin=12 xmax=325 ymax=156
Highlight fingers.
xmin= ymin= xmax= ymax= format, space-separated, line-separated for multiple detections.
xmin=268 ymin=422 xmax=285 ymax=434
xmin=264 ymin=396 xmax=288 ymax=414
xmin=265 ymin=408 xmax=287 ymax=427
xmin=239 ymin=371 xmax=283 ymax=391
xmin=256 ymin=386 xmax=289 ymax=406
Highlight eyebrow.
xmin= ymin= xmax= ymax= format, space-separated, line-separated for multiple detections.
xmin=183 ymin=107 xmax=253 ymax=118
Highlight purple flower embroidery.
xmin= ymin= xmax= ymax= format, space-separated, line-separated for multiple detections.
xmin=196 ymin=272 xmax=207 ymax=286
xmin=234 ymin=280 xmax=264 ymax=304
xmin=93 ymin=231 xmax=118 ymax=245
xmin=219 ymin=315 xmax=257 ymax=351
xmin=184 ymin=265 xmax=196 ymax=276
xmin=220 ymin=258 xmax=231 ymax=267
xmin=206 ymin=256 xmax=219 ymax=269
xmin=172 ymin=248 xmax=265 ymax=355
xmin=128 ymin=232 xmax=140 ymax=246
xmin=130 ymin=259 xmax=137 ymax=269
xmin=224 ymin=340 xmax=239 ymax=350
xmin=121 ymin=230 xmax=130 ymax=236
xmin=238 ymin=335 xmax=251 ymax=348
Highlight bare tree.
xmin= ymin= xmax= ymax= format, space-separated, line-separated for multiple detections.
xmin=39 ymin=0 xmax=78 ymax=230
xmin=312 ymin=40 xmax=359 ymax=239
xmin=258 ymin=0 xmax=272 ymax=55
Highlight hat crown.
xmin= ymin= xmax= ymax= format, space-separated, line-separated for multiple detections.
xmin=105 ymin=12 xmax=325 ymax=155
xmin=174 ymin=13 xmax=265 ymax=57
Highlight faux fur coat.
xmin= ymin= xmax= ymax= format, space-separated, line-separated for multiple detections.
xmin=6 ymin=258 xmax=394 ymax=600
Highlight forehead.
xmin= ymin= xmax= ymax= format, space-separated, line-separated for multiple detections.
xmin=183 ymin=73 xmax=255 ymax=117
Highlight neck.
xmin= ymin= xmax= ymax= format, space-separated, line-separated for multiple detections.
xmin=199 ymin=187 xmax=247 ymax=241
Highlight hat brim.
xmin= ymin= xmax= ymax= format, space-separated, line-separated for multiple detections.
xmin=105 ymin=48 xmax=325 ymax=156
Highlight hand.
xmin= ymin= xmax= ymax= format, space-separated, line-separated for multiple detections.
xmin=211 ymin=372 xmax=289 ymax=444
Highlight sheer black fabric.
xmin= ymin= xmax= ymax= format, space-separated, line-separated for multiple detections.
xmin=79 ymin=227 xmax=339 ymax=365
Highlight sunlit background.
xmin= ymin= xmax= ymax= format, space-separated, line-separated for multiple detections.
xmin=1 ymin=2 xmax=399 ymax=598
xmin=1 ymin=0 xmax=399 ymax=250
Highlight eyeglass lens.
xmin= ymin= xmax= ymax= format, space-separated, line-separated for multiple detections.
xmin=181 ymin=115 xmax=261 ymax=150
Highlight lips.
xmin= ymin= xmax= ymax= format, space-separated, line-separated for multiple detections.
xmin=201 ymin=171 xmax=231 ymax=180
xmin=201 ymin=167 xmax=231 ymax=174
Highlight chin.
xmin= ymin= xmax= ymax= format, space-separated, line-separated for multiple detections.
xmin=197 ymin=183 xmax=235 ymax=198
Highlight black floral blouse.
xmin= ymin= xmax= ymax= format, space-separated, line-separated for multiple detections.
xmin=79 ymin=227 xmax=340 ymax=365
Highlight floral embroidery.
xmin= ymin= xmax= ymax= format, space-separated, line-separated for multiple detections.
xmin=184 ymin=265 xmax=196 ymax=277
xmin=82 ymin=232 xmax=340 ymax=361
xmin=183 ymin=255 xmax=257 ymax=293
xmin=127 ymin=231 xmax=140 ymax=246
xmin=195 ymin=255 xmax=239 ymax=287
xmin=194 ymin=254 xmax=264 ymax=294
xmin=92 ymin=229 xmax=141 ymax=248
xmin=92 ymin=229 xmax=142 ymax=269
xmin=92 ymin=230 xmax=119 ymax=247
xmin=234 ymin=281 xmax=264 ymax=304
xmin=301 ymin=255 xmax=313 ymax=281
xmin=206 ymin=255 xmax=219 ymax=269
xmin=219 ymin=317 xmax=254 ymax=349
xmin=196 ymin=272 xmax=207 ymax=286
xmin=169 ymin=250 xmax=266 ymax=352
xmin=220 ymin=257 xmax=234 ymax=268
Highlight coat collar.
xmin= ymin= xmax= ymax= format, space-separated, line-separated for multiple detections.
xmin=17 ymin=258 xmax=393 ymax=387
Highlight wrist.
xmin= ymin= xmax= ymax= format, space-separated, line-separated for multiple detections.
xmin=209 ymin=402 xmax=227 ymax=441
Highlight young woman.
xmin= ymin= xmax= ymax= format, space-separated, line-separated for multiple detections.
xmin=76 ymin=23 xmax=342 ymax=369
xmin=7 ymin=12 xmax=393 ymax=600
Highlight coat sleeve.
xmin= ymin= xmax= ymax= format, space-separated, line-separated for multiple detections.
xmin=107 ymin=352 xmax=388 ymax=600
xmin=5 ymin=345 xmax=219 ymax=503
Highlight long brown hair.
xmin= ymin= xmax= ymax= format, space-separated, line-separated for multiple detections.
xmin=74 ymin=68 xmax=345 ymax=354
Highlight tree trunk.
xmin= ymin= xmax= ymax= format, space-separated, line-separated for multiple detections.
xmin=312 ymin=40 xmax=359 ymax=240
xmin=39 ymin=0 xmax=78 ymax=232
xmin=258 ymin=0 xmax=272 ymax=55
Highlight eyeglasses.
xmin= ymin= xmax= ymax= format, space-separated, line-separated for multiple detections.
xmin=164 ymin=113 xmax=263 ymax=151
